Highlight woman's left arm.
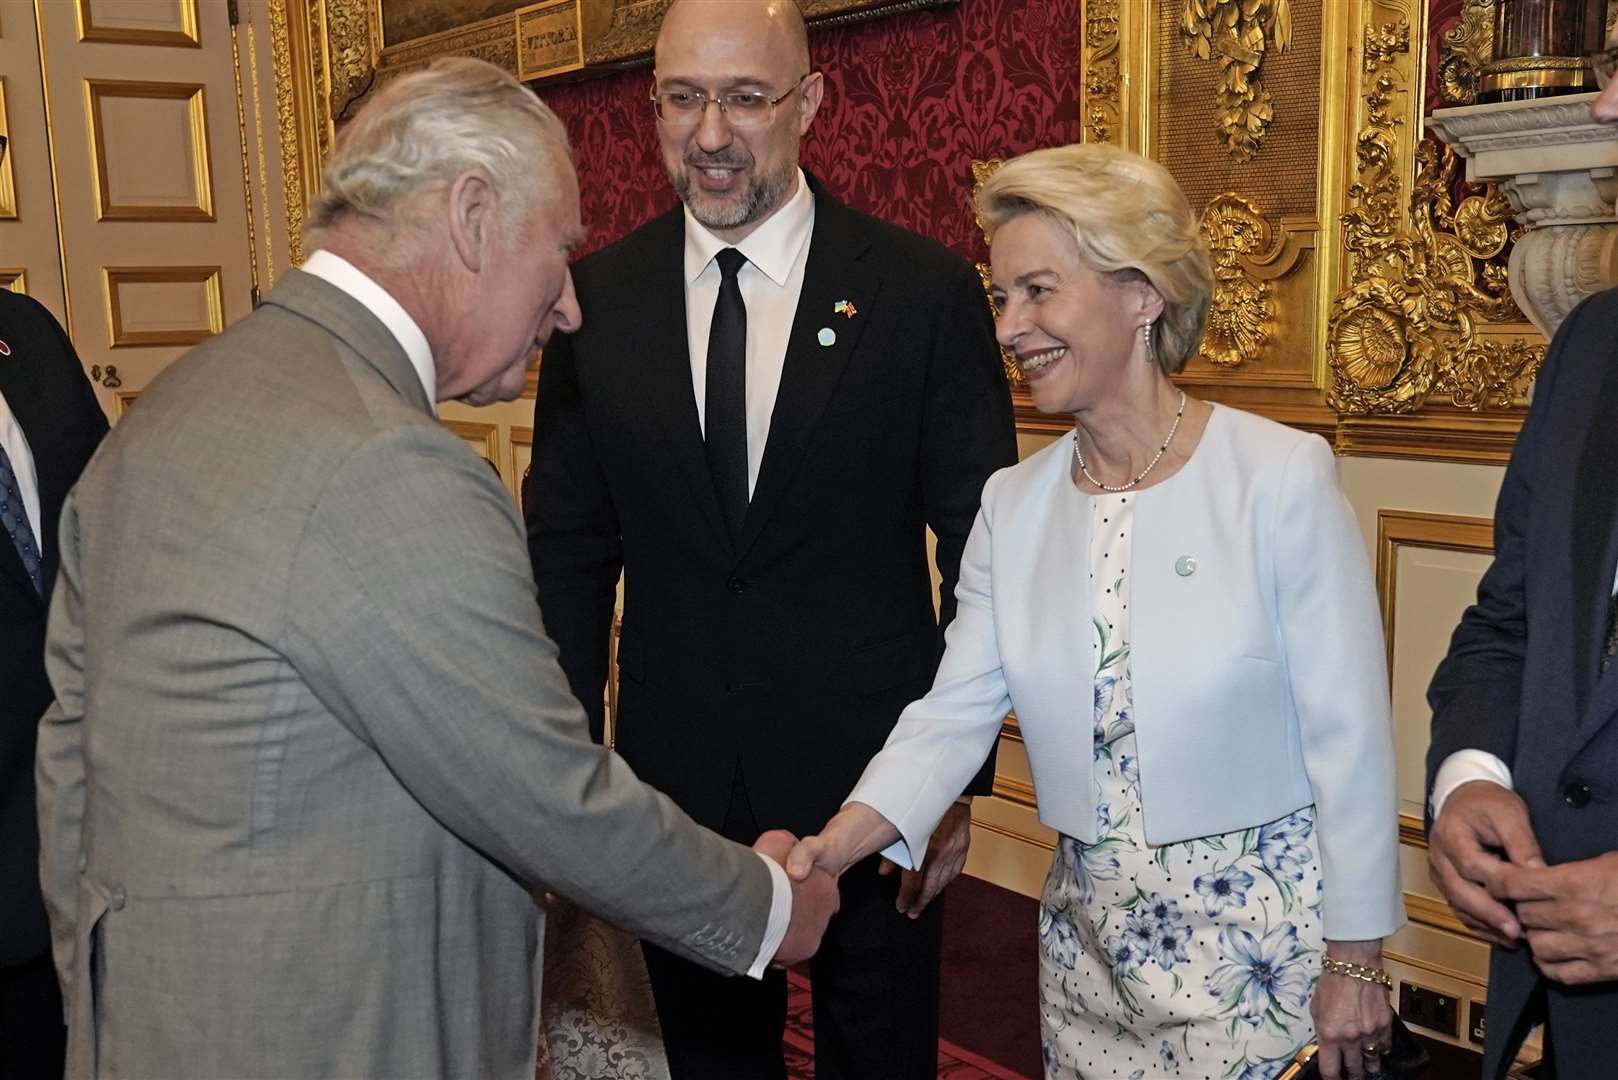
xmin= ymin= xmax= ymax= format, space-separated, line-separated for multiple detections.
xmin=1273 ymin=437 xmax=1403 ymax=1075
xmin=1273 ymin=435 xmax=1404 ymax=938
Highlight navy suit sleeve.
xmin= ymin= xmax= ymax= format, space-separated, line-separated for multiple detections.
xmin=527 ymin=330 xmax=623 ymax=745
xmin=1425 ymin=293 xmax=1584 ymax=804
xmin=920 ymin=258 xmax=1018 ymax=797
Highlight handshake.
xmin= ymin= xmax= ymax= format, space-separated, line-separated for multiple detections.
xmin=751 ymin=799 xmax=973 ymax=966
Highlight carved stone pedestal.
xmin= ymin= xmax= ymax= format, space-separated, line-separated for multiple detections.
xmin=1429 ymin=92 xmax=1618 ymax=336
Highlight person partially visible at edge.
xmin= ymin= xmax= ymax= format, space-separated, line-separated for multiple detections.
xmin=1421 ymin=40 xmax=1618 ymax=1080
xmin=790 ymin=143 xmax=1405 ymax=1080
xmin=0 ymin=225 xmax=109 ymax=1080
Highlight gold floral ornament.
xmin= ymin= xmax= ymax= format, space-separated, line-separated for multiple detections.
xmin=1328 ymin=19 xmax=1542 ymax=415
xmin=1198 ymin=194 xmax=1277 ymax=367
xmin=1083 ymin=0 xmax=1122 ymax=145
xmin=1436 ymin=0 xmax=1494 ymax=106
xmin=971 ymin=158 xmax=1025 ymax=387
xmin=1179 ymin=0 xmax=1293 ymax=164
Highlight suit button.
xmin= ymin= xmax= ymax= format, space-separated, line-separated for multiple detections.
xmin=109 ymin=886 xmax=127 ymax=911
xmin=727 ymin=577 xmax=746 ymax=594
xmin=78 ymin=853 xmax=88 ymax=873
xmin=1564 ymin=782 xmax=1592 ymax=808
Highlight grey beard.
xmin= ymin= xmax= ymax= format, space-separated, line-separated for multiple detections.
xmin=671 ymin=160 xmax=794 ymax=230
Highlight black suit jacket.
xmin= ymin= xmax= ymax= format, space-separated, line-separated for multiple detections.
xmin=1427 ymin=286 xmax=1618 ymax=1078
xmin=528 ymin=181 xmax=1017 ymax=838
xmin=0 ymin=291 xmax=107 ymax=968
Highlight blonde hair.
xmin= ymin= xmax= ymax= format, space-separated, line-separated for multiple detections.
xmin=306 ymin=57 xmax=571 ymax=254
xmin=976 ymin=143 xmax=1213 ymax=374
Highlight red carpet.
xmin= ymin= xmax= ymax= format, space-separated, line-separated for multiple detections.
xmin=783 ymin=873 xmax=1042 ymax=1079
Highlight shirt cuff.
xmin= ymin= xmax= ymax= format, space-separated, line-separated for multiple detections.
xmin=1430 ymin=750 xmax=1514 ymax=821
xmin=746 ymin=852 xmax=792 ymax=979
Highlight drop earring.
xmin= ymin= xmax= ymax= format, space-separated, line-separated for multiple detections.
xmin=1141 ymin=320 xmax=1155 ymax=366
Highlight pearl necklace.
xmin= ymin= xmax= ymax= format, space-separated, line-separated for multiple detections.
xmin=1073 ymin=391 xmax=1187 ymax=493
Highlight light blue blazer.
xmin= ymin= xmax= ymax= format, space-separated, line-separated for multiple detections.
xmin=848 ymin=404 xmax=1405 ymax=940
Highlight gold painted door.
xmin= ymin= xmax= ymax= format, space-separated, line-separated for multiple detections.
xmin=0 ymin=0 xmax=67 ymax=314
xmin=13 ymin=0 xmax=260 ymax=416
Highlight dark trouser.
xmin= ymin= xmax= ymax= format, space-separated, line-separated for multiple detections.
xmin=642 ymin=771 xmax=943 ymax=1080
xmin=0 ymin=951 xmax=66 ymax=1080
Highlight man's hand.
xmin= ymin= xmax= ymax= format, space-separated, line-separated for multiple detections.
xmin=1497 ymin=851 xmax=1618 ymax=984
xmin=1427 ymin=780 xmax=1543 ymax=944
xmin=756 ymin=829 xmax=839 ymax=967
xmin=880 ymin=799 xmax=971 ymax=918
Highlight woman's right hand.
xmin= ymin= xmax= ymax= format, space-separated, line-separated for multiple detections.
xmin=785 ymin=802 xmax=897 ymax=882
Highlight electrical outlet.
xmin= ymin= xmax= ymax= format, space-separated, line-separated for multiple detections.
xmin=1469 ymin=1000 xmax=1487 ymax=1046
xmin=1398 ymin=981 xmax=1460 ymax=1037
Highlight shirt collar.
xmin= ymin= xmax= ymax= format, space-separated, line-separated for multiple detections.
xmin=683 ymin=169 xmax=815 ymax=288
xmin=300 ymin=249 xmax=437 ymax=414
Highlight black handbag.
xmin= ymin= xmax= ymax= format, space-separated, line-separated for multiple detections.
xmin=1276 ymin=1015 xmax=1430 ymax=1079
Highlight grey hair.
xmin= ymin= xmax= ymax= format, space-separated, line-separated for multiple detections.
xmin=976 ymin=143 xmax=1214 ymax=375
xmin=305 ymin=57 xmax=571 ymax=254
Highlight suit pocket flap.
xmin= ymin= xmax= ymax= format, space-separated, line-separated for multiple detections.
xmin=847 ymin=631 xmax=928 ymax=694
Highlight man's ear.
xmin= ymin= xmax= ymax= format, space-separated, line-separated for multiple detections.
xmin=796 ymin=72 xmax=824 ymax=136
xmin=447 ymin=170 xmax=497 ymax=273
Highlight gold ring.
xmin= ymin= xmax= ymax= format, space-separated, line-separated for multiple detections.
xmin=1362 ymin=1044 xmax=1382 ymax=1056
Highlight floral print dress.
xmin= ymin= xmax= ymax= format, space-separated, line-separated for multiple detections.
xmin=1037 ymin=493 xmax=1326 ymax=1080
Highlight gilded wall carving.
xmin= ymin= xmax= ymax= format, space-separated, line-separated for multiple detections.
xmin=268 ymin=0 xmax=305 ymax=265
xmin=1199 ymin=194 xmax=1277 ymax=367
xmin=1328 ymin=15 xmax=1542 ymax=416
xmin=326 ymin=0 xmax=376 ymax=122
xmin=1178 ymin=0 xmax=1293 ymax=163
xmin=970 ymin=157 xmax=1024 ymax=388
xmin=1082 ymin=0 xmax=1121 ymax=144
xmin=1436 ymin=0 xmax=1492 ymax=105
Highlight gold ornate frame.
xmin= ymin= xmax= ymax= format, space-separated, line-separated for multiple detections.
xmin=1078 ymin=0 xmax=1543 ymax=462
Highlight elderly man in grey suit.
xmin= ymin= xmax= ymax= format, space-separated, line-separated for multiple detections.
xmin=34 ymin=58 xmax=837 ymax=1080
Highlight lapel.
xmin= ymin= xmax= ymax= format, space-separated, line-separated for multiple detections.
xmin=1572 ymin=330 xmax=1618 ymax=734
xmin=261 ymin=270 xmax=433 ymax=417
xmin=734 ymin=181 xmax=881 ymax=561
xmin=0 ymin=354 xmax=51 ymax=608
xmin=631 ymin=209 xmax=734 ymax=551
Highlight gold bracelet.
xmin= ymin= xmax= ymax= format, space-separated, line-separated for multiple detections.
xmin=1321 ymin=955 xmax=1393 ymax=989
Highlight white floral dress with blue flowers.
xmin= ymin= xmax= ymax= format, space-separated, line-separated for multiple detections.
xmin=1038 ymin=493 xmax=1326 ymax=1080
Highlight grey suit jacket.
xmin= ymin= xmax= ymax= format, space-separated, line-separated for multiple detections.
xmin=35 ymin=271 xmax=773 ymax=1079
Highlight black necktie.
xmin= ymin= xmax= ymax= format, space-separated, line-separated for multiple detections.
xmin=705 ymin=248 xmax=749 ymax=541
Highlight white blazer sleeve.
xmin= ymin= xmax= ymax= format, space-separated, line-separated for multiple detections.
xmin=1275 ymin=436 xmax=1404 ymax=940
xmin=846 ymin=480 xmax=1013 ymax=868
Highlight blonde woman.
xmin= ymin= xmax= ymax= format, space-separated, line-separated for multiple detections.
xmin=789 ymin=144 xmax=1403 ymax=1080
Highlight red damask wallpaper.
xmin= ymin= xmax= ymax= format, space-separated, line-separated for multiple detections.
xmin=538 ymin=0 xmax=1083 ymax=261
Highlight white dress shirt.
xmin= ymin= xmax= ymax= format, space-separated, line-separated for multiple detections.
xmin=304 ymin=250 xmax=795 ymax=974
xmin=0 ymin=387 xmax=42 ymax=549
xmin=684 ymin=169 xmax=815 ymax=495
xmin=301 ymin=250 xmax=439 ymax=415
xmin=1431 ymin=568 xmax=1618 ymax=819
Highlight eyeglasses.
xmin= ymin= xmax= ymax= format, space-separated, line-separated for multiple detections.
xmin=1589 ymin=44 xmax=1618 ymax=90
xmin=650 ymin=75 xmax=809 ymax=129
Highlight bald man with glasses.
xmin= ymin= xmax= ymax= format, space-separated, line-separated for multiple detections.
xmin=526 ymin=2 xmax=1016 ymax=1076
